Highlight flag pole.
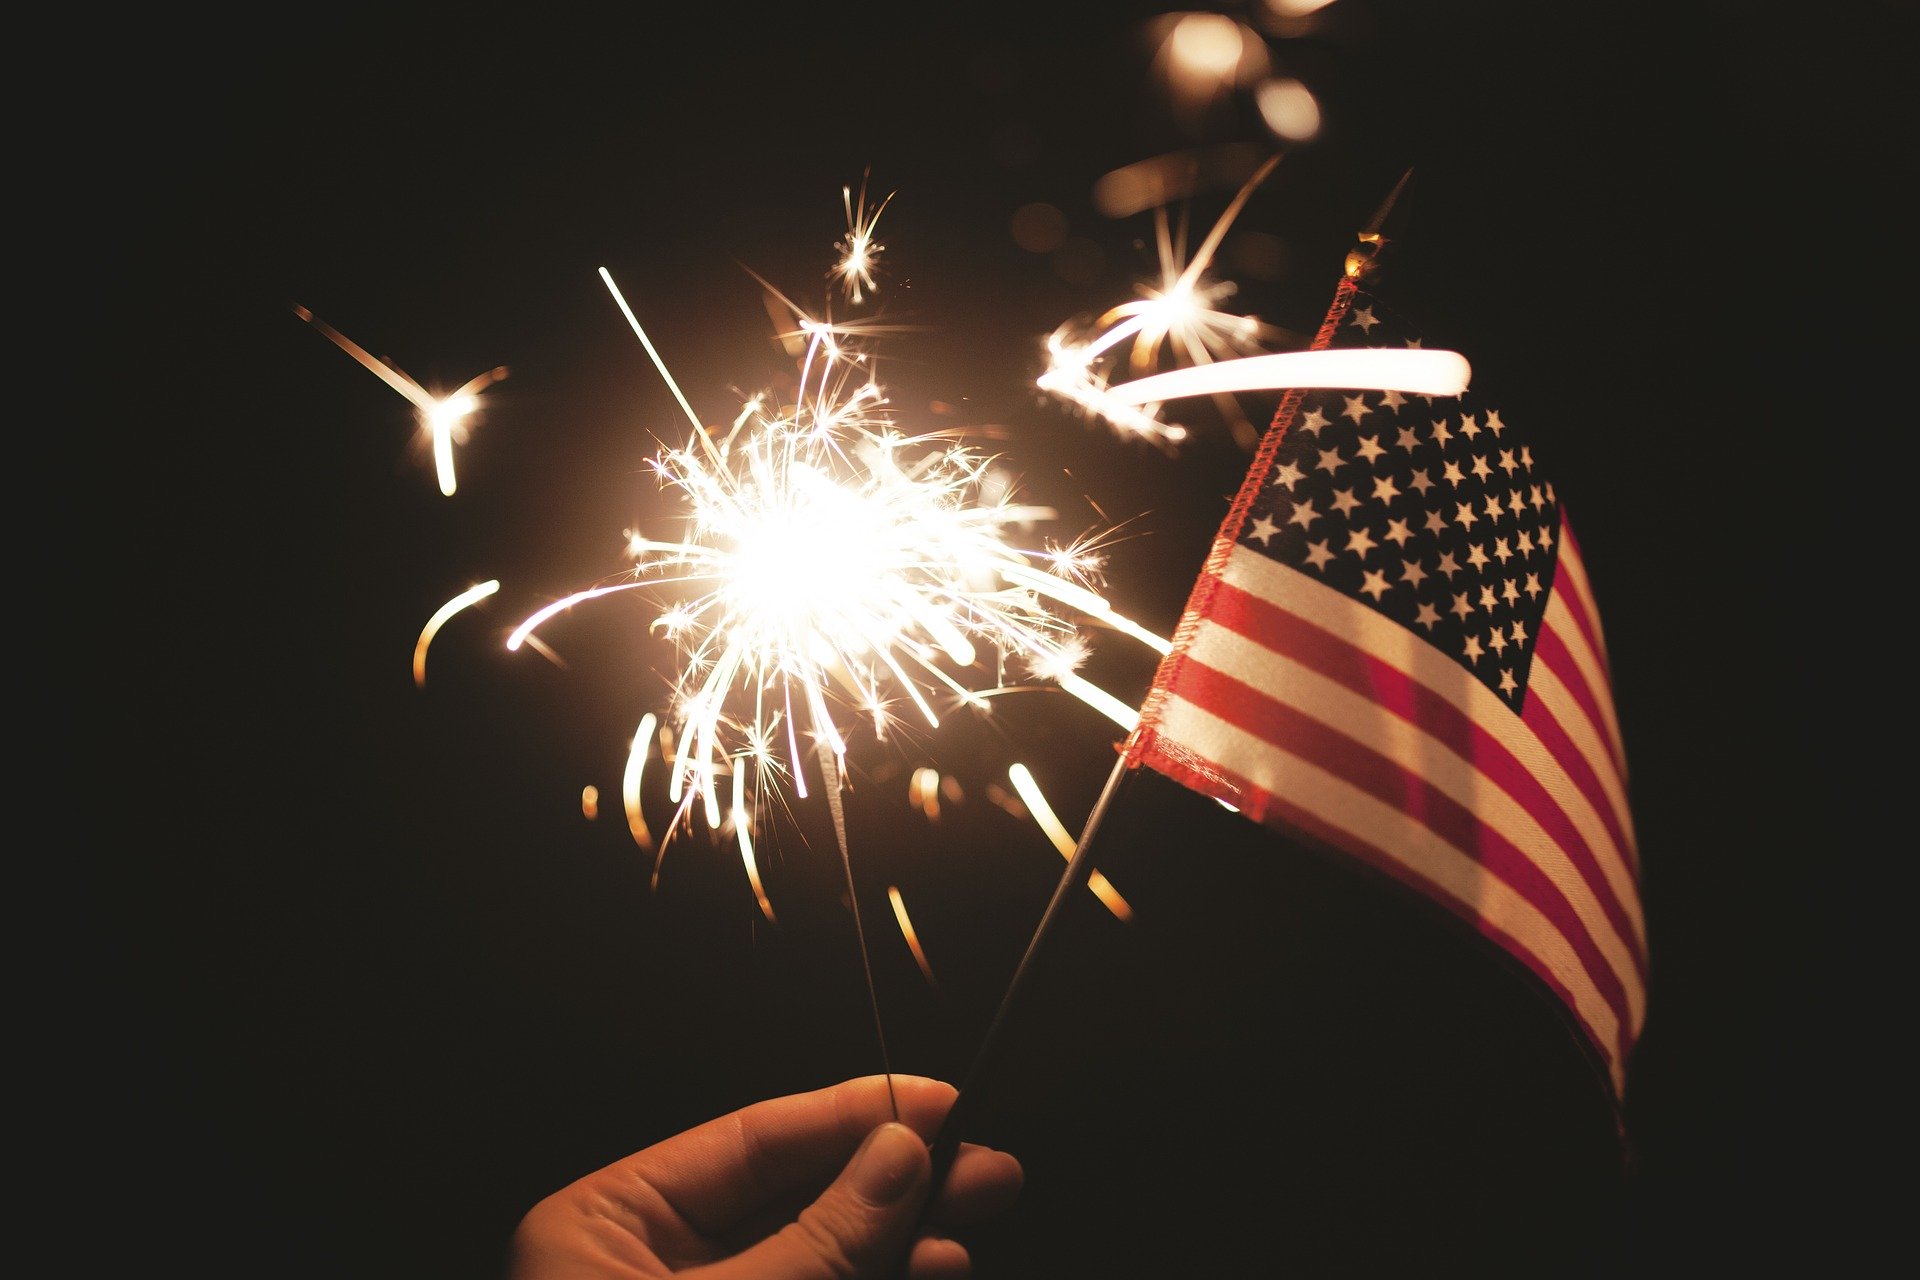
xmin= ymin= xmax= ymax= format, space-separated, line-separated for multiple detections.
xmin=922 ymin=752 xmax=1136 ymax=1197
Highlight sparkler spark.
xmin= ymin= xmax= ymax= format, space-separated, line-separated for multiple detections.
xmin=1040 ymin=152 xmax=1469 ymax=450
xmin=294 ymin=304 xmax=506 ymax=496
xmin=413 ymin=579 xmax=501 ymax=687
xmin=834 ymin=173 xmax=894 ymax=306
xmin=1006 ymin=763 xmax=1133 ymax=921
xmin=1039 ymin=155 xmax=1286 ymax=448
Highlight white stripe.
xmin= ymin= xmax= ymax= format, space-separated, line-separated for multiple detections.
xmin=1155 ymin=691 xmax=1626 ymax=1087
xmin=1186 ymin=619 xmax=1647 ymax=991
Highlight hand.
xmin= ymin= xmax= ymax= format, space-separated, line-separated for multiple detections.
xmin=507 ymin=1074 xmax=1022 ymax=1280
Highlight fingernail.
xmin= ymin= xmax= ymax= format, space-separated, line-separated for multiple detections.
xmin=849 ymin=1122 xmax=924 ymax=1205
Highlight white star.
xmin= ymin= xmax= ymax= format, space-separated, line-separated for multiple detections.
xmin=1498 ymin=668 xmax=1518 ymax=694
xmin=1395 ymin=425 xmax=1421 ymax=451
xmin=1509 ymin=620 xmax=1528 ymax=645
xmin=1442 ymin=460 xmax=1465 ymax=486
xmin=1487 ymin=627 xmax=1509 ymax=654
xmin=1359 ymin=569 xmax=1390 ymax=600
xmin=1538 ymin=524 xmax=1554 ymax=548
xmin=1350 ymin=305 xmax=1379 ymax=332
xmin=1381 ymin=389 xmax=1407 ymax=410
xmin=1355 ymin=434 xmax=1386 ymax=463
xmin=1430 ymin=418 xmax=1453 ymax=447
xmin=1270 ymin=460 xmax=1306 ymax=490
xmin=1451 ymin=592 xmax=1474 ymax=620
xmin=1502 ymin=578 xmax=1521 ymax=605
xmin=1529 ymin=484 xmax=1546 ymax=511
xmin=1286 ymin=498 xmax=1320 ymax=529
xmin=1342 ymin=394 xmax=1370 ymax=424
xmin=1424 ymin=509 xmax=1449 ymax=535
xmin=1508 ymin=490 xmax=1527 ymax=517
xmin=1498 ymin=449 xmax=1519 ymax=476
xmin=1401 ymin=557 xmax=1429 ymax=587
xmin=1520 ymin=446 xmax=1533 ymax=471
xmin=1409 ymin=468 xmax=1435 ymax=496
xmin=1458 ymin=413 xmax=1482 ymax=440
xmin=1296 ymin=407 xmax=1331 ymax=435
xmin=1466 ymin=543 xmax=1491 ymax=571
xmin=1315 ymin=447 xmax=1346 ymax=474
xmin=1462 ymin=634 xmax=1484 ymax=662
xmin=1414 ymin=601 xmax=1441 ymax=630
xmin=1383 ymin=516 xmax=1414 ymax=546
xmin=1517 ymin=531 xmax=1535 ymax=556
xmin=1329 ymin=487 xmax=1362 ymax=517
xmin=1346 ymin=526 xmax=1378 ymax=558
xmin=1523 ymin=572 xmax=1543 ymax=599
xmin=1486 ymin=409 xmax=1506 ymax=437
xmin=1372 ymin=474 xmax=1402 ymax=504
xmin=1471 ymin=455 xmax=1494 ymax=482
xmin=1436 ymin=551 xmax=1462 ymax=579
xmin=1453 ymin=501 xmax=1479 ymax=530
xmin=1493 ymin=537 xmax=1513 ymax=563
xmin=1479 ymin=584 xmax=1499 ymax=612
xmin=1304 ymin=539 xmax=1335 ymax=570
xmin=1247 ymin=515 xmax=1280 ymax=544
xmin=1483 ymin=493 xmax=1504 ymax=523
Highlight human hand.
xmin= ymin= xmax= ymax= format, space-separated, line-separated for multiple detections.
xmin=507 ymin=1074 xmax=1022 ymax=1280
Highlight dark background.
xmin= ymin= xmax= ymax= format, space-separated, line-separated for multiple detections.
xmin=80 ymin=1 xmax=1850 ymax=1276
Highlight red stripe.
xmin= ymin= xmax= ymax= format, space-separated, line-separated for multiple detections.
xmin=1198 ymin=575 xmax=1645 ymax=973
xmin=1132 ymin=733 xmax=1628 ymax=1087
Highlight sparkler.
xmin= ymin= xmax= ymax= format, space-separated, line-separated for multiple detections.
xmin=507 ymin=273 xmax=1163 ymax=852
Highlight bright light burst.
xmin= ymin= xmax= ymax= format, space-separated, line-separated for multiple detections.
xmin=1039 ymin=154 xmax=1286 ymax=449
xmin=507 ymin=274 xmax=1161 ymax=847
xmin=833 ymin=172 xmax=894 ymax=306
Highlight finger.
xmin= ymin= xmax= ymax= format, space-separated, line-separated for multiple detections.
xmin=906 ymin=1234 xmax=972 ymax=1280
xmin=628 ymin=1076 xmax=957 ymax=1233
xmin=690 ymin=1120 xmax=931 ymax=1280
xmin=926 ymin=1143 xmax=1023 ymax=1228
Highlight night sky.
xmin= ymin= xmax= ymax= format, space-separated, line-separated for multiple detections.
xmin=83 ymin=2 xmax=1845 ymax=1276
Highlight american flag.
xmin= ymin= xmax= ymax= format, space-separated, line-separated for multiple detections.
xmin=1122 ymin=272 xmax=1645 ymax=1099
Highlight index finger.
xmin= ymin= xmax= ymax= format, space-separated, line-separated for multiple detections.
xmin=625 ymin=1074 xmax=957 ymax=1233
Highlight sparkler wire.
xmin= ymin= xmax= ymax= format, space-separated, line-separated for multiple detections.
xmin=818 ymin=742 xmax=899 ymax=1122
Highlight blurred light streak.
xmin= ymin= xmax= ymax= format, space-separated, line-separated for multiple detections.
xmin=1007 ymin=763 xmax=1134 ymax=921
xmin=413 ymin=579 xmax=500 ymax=687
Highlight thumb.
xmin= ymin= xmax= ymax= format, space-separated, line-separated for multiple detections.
xmin=702 ymin=1121 xmax=931 ymax=1280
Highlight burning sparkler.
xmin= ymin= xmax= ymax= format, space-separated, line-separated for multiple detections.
xmin=508 ymin=270 xmax=1160 ymax=847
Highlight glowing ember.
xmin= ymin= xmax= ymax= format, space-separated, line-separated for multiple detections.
xmin=413 ymin=580 xmax=500 ymax=687
xmin=887 ymin=885 xmax=939 ymax=989
xmin=294 ymin=304 xmax=506 ymax=496
xmin=1006 ymin=763 xmax=1133 ymax=921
